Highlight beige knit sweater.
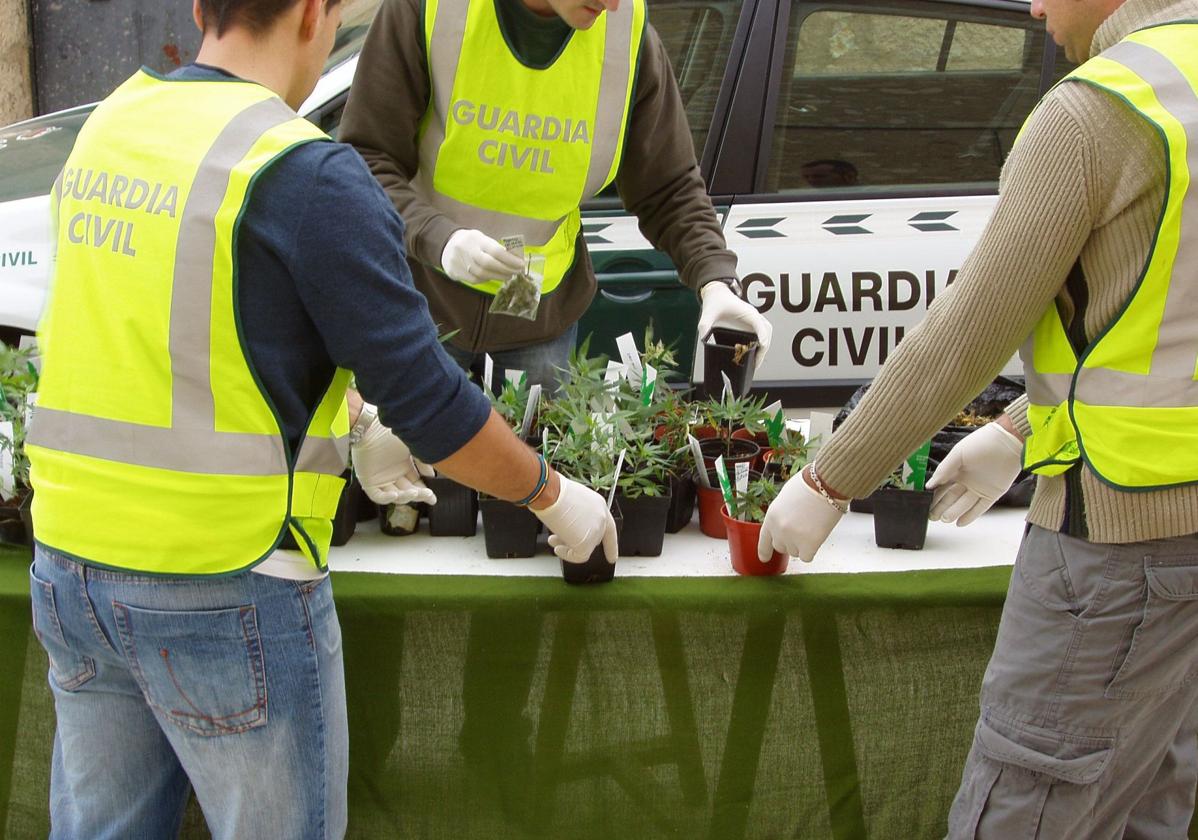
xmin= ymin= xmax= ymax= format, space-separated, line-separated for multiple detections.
xmin=816 ymin=0 xmax=1198 ymax=544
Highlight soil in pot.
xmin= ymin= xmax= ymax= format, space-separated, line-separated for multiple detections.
xmin=479 ymin=496 xmax=539 ymax=558
xmin=615 ymin=490 xmax=671 ymax=556
xmin=721 ymin=505 xmax=788 ymax=576
xmin=703 ymin=327 xmax=758 ymax=398
xmin=424 ymin=475 xmax=479 ymax=537
xmin=665 ymin=472 xmax=696 ymax=533
xmin=731 ymin=428 xmax=772 ymax=472
xmin=699 ymin=437 xmax=760 ymax=473
xmin=379 ymin=502 xmax=421 ymax=536
xmin=561 ymin=503 xmax=623 ymax=585
xmin=872 ymin=488 xmax=934 ymax=550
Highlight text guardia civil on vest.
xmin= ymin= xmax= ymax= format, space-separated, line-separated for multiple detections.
xmin=59 ymin=167 xmax=180 ymax=257
xmin=451 ymin=100 xmax=591 ymax=173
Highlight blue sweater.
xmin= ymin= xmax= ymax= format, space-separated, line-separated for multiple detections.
xmin=174 ymin=64 xmax=489 ymax=462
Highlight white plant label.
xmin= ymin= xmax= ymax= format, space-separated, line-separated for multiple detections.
xmin=808 ymin=411 xmax=835 ymax=452
xmin=615 ymin=332 xmax=643 ymax=384
xmin=606 ymin=448 xmax=626 ymax=510
xmin=504 ymin=368 xmax=526 ymax=387
xmin=484 ymin=353 xmax=494 ymax=394
xmin=641 ymin=363 xmax=657 ymax=406
xmin=720 ymin=371 xmax=733 ymax=402
xmin=519 ymin=384 xmax=541 ymax=440
xmin=604 ymin=360 xmax=625 ymax=384
xmin=735 ymin=461 xmax=749 ymax=494
xmin=0 ymin=421 xmax=13 ymax=501
xmin=688 ymin=433 xmax=710 ymax=487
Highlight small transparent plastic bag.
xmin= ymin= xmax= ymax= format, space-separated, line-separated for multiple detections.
xmin=490 ymin=235 xmax=545 ymax=321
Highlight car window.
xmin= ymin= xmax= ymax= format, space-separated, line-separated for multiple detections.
xmin=765 ymin=0 xmax=1068 ymax=194
xmin=326 ymin=0 xmax=382 ymax=72
xmin=651 ymin=0 xmax=741 ymax=159
xmin=0 ymin=110 xmax=91 ymax=204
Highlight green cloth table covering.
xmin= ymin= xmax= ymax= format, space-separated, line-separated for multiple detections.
xmin=1 ymin=546 xmax=1194 ymax=838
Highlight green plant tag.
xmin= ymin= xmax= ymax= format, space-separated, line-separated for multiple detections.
xmin=641 ymin=364 xmax=657 ymax=406
xmin=902 ymin=440 xmax=932 ymax=491
xmin=764 ymin=401 xmax=785 ymax=447
xmin=714 ymin=456 xmax=735 ymax=509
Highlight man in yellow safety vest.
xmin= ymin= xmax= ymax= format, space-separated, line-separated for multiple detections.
xmin=757 ymin=0 xmax=1198 ymax=833
xmin=26 ymin=0 xmax=615 ymax=835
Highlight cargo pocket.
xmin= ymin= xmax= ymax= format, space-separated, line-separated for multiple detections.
xmin=113 ymin=601 xmax=268 ymax=737
xmin=29 ymin=564 xmax=96 ymax=691
xmin=975 ymin=712 xmax=1113 ymax=785
xmin=964 ymin=712 xmax=1113 ymax=838
xmin=1106 ymin=559 xmax=1198 ymax=700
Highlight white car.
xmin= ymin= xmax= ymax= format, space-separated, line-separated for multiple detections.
xmin=0 ymin=0 xmax=1064 ymax=404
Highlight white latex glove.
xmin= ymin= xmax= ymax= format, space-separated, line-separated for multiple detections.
xmin=440 ymin=229 xmax=525 ymax=285
xmin=926 ymin=422 xmax=1024 ymax=527
xmin=697 ymin=281 xmax=773 ymax=371
xmin=758 ymin=471 xmax=845 ymax=564
xmin=533 ymin=475 xmax=619 ymax=564
xmin=351 ymin=416 xmax=438 ymax=506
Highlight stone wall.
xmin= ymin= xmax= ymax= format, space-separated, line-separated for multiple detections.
xmin=0 ymin=0 xmax=32 ymax=127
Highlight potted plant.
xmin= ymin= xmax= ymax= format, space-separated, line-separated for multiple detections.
xmin=650 ymin=384 xmax=698 ymax=533
xmin=703 ymin=327 xmax=759 ymax=398
xmin=761 ymin=429 xmax=813 ymax=482
xmin=720 ymin=477 xmax=787 ymax=575
xmin=477 ymin=375 xmax=541 ymax=558
xmin=0 ymin=343 xmax=37 ymax=554
xmin=694 ymin=392 xmax=767 ymax=472
xmin=610 ymin=435 xmax=672 ymax=556
xmin=872 ymin=467 xmax=934 ymax=550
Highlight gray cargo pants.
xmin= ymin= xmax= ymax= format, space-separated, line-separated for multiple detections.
xmin=948 ymin=524 xmax=1198 ymax=839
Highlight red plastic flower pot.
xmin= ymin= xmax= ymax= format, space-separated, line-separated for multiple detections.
xmin=721 ymin=505 xmax=788 ymax=576
xmin=695 ymin=480 xmax=728 ymax=538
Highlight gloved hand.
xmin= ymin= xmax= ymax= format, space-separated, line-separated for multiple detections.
xmin=758 ymin=468 xmax=845 ymax=563
xmin=533 ymin=475 xmax=619 ymax=564
xmin=351 ymin=415 xmax=438 ymax=506
xmin=440 ymin=229 xmax=525 ymax=285
xmin=926 ymin=422 xmax=1024 ymax=526
xmin=697 ymin=281 xmax=773 ymax=371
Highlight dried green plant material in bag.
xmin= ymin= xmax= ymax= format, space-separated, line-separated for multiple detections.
xmin=490 ymin=252 xmax=545 ymax=320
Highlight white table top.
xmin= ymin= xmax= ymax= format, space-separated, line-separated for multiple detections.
xmin=328 ymin=507 xmax=1026 ymax=578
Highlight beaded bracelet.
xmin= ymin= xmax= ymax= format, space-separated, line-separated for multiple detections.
xmin=807 ymin=463 xmax=848 ymax=514
xmin=515 ymin=454 xmax=549 ymax=508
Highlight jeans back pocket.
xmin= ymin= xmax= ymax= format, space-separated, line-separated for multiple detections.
xmin=113 ymin=601 xmax=268 ymax=736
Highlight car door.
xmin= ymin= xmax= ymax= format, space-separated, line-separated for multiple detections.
xmin=721 ymin=0 xmax=1073 ymax=404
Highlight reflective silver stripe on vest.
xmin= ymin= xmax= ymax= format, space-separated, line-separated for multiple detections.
xmin=296 ymin=432 xmax=350 ymax=476
xmin=30 ymin=97 xmax=346 ymax=477
xmin=1026 ymin=36 xmax=1198 ymax=411
xmin=417 ymin=0 xmax=635 ymax=245
xmin=1101 ymin=40 xmax=1198 ymax=389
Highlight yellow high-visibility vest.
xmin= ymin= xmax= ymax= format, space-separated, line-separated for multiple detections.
xmin=1019 ymin=23 xmax=1198 ymax=489
xmin=28 ymin=70 xmax=350 ymax=575
xmin=414 ymin=0 xmax=645 ymax=294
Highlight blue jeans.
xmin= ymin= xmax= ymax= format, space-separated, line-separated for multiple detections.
xmin=442 ymin=322 xmax=578 ymax=393
xmin=29 ymin=546 xmax=348 ymax=840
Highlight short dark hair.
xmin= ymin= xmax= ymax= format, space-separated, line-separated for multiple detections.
xmin=198 ymin=0 xmax=341 ymax=36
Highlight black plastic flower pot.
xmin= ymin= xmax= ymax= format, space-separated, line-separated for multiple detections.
xmin=615 ymin=490 xmax=671 ymax=557
xmin=424 ymin=476 xmax=479 ymax=537
xmin=848 ymin=490 xmax=881 ymax=514
xmin=699 ymin=437 xmax=761 ymax=473
xmin=378 ymin=502 xmax=420 ymax=537
xmin=479 ymin=497 xmax=540 ymax=558
xmin=330 ymin=471 xmax=358 ymax=547
xmin=872 ymin=488 xmax=934 ymax=550
xmin=703 ymin=327 xmax=758 ymax=398
xmin=561 ymin=503 xmax=623 ymax=585
xmin=664 ymin=472 xmax=696 ymax=533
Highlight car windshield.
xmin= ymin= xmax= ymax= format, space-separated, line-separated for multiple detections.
xmin=0 ymin=0 xmax=380 ymax=205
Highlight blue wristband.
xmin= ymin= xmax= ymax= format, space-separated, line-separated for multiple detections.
xmin=515 ymin=454 xmax=548 ymax=507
